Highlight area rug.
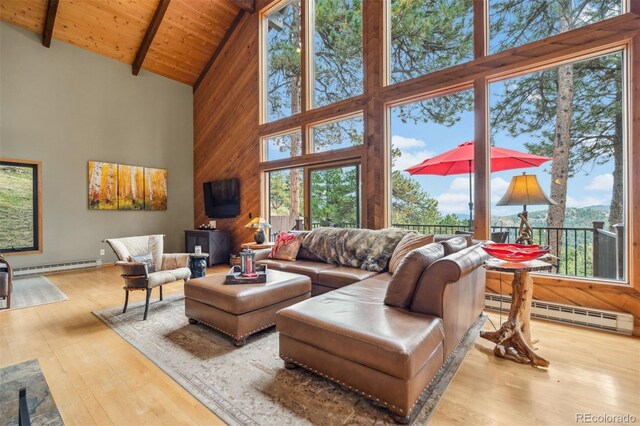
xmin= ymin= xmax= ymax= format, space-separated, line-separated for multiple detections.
xmin=0 ymin=359 xmax=64 ymax=426
xmin=4 ymin=276 xmax=68 ymax=310
xmin=94 ymin=294 xmax=485 ymax=425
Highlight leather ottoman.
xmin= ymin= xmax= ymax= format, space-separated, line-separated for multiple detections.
xmin=185 ymin=269 xmax=311 ymax=346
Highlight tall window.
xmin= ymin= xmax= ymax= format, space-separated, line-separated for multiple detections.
xmin=0 ymin=159 xmax=41 ymax=253
xmin=310 ymin=113 xmax=364 ymax=153
xmin=489 ymin=0 xmax=624 ymax=53
xmin=388 ymin=0 xmax=473 ymax=84
xmin=264 ymin=0 xmax=302 ymax=123
xmin=263 ymin=130 xmax=303 ymax=161
xmin=268 ymin=168 xmax=304 ymax=236
xmin=310 ymin=164 xmax=360 ymax=228
xmin=389 ymin=90 xmax=474 ymax=232
xmin=489 ymin=51 xmax=625 ymax=281
xmin=311 ymin=0 xmax=363 ymax=107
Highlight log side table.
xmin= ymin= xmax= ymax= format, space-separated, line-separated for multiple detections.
xmin=480 ymin=259 xmax=553 ymax=367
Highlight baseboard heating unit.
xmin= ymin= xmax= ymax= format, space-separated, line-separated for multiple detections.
xmin=485 ymin=293 xmax=633 ymax=335
xmin=13 ymin=259 xmax=102 ymax=277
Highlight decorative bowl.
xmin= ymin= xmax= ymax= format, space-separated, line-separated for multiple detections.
xmin=481 ymin=243 xmax=550 ymax=262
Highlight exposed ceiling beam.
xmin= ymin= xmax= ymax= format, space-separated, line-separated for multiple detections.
xmin=42 ymin=0 xmax=59 ymax=48
xmin=229 ymin=0 xmax=255 ymax=13
xmin=132 ymin=0 xmax=171 ymax=76
xmin=193 ymin=10 xmax=246 ymax=93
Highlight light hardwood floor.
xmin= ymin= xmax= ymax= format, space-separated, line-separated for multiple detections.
xmin=1 ymin=266 xmax=638 ymax=425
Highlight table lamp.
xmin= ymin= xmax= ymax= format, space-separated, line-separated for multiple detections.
xmin=245 ymin=217 xmax=272 ymax=244
xmin=495 ymin=172 xmax=556 ymax=245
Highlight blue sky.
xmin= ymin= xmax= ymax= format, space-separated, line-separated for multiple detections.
xmin=391 ymin=85 xmax=617 ymax=220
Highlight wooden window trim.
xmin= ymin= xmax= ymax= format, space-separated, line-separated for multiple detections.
xmin=0 ymin=158 xmax=43 ymax=256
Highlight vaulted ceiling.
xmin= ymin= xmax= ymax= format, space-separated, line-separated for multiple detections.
xmin=0 ymin=0 xmax=253 ymax=87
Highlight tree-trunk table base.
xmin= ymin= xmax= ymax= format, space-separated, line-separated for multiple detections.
xmin=481 ymin=260 xmax=552 ymax=368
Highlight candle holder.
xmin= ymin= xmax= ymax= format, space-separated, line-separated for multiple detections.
xmin=239 ymin=248 xmax=256 ymax=276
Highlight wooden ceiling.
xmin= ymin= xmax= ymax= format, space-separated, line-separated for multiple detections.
xmin=0 ymin=0 xmax=252 ymax=86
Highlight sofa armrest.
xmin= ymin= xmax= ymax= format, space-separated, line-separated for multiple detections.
xmin=410 ymin=244 xmax=489 ymax=358
xmin=410 ymin=244 xmax=488 ymax=317
xmin=254 ymin=248 xmax=272 ymax=261
xmin=161 ymin=253 xmax=190 ymax=270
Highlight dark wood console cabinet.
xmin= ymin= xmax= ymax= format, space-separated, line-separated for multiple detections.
xmin=185 ymin=230 xmax=230 ymax=266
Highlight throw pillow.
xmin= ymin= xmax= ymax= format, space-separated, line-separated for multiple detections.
xmin=440 ymin=236 xmax=469 ymax=256
xmin=130 ymin=252 xmax=156 ymax=273
xmin=388 ymin=233 xmax=434 ymax=273
xmin=269 ymin=232 xmax=303 ymax=261
xmin=384 ymin=243 xmax=445 ymax=308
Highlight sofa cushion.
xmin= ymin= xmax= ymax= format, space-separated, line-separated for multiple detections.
xmin=277 ymin=280 xmax=445 ymax=380
xmin=281 ymin=260 xmax=337 ymax=284
xmin=384 ymin=243 xmax=445 ymax=308
xmin=302 ymin=227 xmax=412 ymax=272
xmin=440 ymin=236 xmax=468 ymax=256
xmin=269 ymin=232 xmax=303 ymax=261
xmin=256 ymin=258 xmax=291 ymax=270
xmin=317 ymin=267 xmax=380 ymax=289
xmin=388 ymin=233 xmax=434 ymax=273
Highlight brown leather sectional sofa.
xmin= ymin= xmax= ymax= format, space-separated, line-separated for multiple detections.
xmin=256 ymin=233 xmax=488 ymax=423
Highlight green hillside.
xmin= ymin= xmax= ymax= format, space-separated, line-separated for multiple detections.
xmin=492 ymin=206 xmax=611 ymax=229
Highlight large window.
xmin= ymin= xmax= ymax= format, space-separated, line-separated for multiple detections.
xmin=310 ymin=113 xmax=364 ymax=153
xmin=263 ymin=130 xmax=303 ymax=161
xmin=310 ymin=164 xmax=360 ymax=228
xmin=388 ymin=0 xmax=473 ymax=84
xmin=389 ymin=90 xmax=474 ymax=231
xmin=489 ymin=51 xmax=626 ymax=281
xmin=268 ymin=167 xmax=304 ymax=236
xmin=311 ymin=0 xmax=363 ymax=107
xmin=489 ymin=0 xmax=624 ymax=53
xmin=0 ymin=159 xmax=42 ymax=254
xmin=264 ymin=0 xmax=302 ymax=123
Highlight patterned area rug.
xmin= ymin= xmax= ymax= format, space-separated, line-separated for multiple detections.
xmin=3 ymin=276 xmax=68 ymax=310
xmin=94 ymin=294 xmax=485 ymax=425
xmin=0 ymin=359 xmax=63 ymax=426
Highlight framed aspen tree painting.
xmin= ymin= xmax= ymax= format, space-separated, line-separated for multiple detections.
xmin=88 ymin=161 xmax=118 ymax=210
xmin=144 ymin=167 xmax=168 ymax=210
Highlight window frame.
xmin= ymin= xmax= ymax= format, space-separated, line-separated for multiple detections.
xmin=257 ymin=0 xmax=640 ymax=289
xmin=0 ymin=158 xmax=43 ymax=255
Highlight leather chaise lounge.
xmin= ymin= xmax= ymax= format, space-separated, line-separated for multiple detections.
xmin=256 ymin=232 xmax=488 ymax=423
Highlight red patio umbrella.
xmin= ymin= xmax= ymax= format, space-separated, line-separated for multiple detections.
xmin=405 ymin=141 xmax=552 ymax=224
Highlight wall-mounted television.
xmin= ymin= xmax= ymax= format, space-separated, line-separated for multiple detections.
xmin=203 ymin=178 xmax=240 ymax=218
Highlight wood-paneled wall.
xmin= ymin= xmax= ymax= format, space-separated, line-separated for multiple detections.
xmin=193 ymin=10 xmax=259 ymax=252
xmin=193 ymin=2 xmax=640 ymax=334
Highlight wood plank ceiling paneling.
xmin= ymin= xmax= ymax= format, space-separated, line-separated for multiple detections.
xmin=0 ymin=0 xmax=241 ymax=86
xmin=143 ymin=0 xmax=239 ymax=85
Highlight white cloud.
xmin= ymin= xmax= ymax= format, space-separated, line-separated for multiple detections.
xmin=393 ymin=149 xmax=436 ymax=173
xmin=434 ymin=176 xmax=512 ymax=214
xmin=450 ymin=177 xmax=472 ymax=191
xmin=436 ymin=192 xmax=470 ymax=214
xmin=585 ymin=174 xmax=613 ymax=192
xmin=391 ymin=135 xmax=427 ymax=150
xmin=490 ymin=177 xmax=510 ymax=203
xmin=566 ymin=195 xmax=608 ymax=208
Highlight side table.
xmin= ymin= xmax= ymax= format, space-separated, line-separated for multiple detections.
xmin=480 ymin=259 xmax=552 ymax=367
xmin=188 ymin=253 xmax=210 ymax=279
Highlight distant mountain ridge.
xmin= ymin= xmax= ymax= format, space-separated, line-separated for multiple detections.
xmin=492 ymin=205 xmax=611 ymax=229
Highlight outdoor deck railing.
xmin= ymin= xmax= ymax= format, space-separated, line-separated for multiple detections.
xmin=305 ymin=221 xmax=621 ymax=278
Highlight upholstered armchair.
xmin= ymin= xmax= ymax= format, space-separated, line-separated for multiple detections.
xmin=106 ymin=234 xmax=191 ymax=320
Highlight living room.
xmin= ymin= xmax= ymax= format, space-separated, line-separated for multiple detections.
xmin=1 ymin=0 xmax=639 ymax=424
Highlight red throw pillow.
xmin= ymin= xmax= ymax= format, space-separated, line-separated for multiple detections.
xmin=268 ymin=232 xmax=302 ymax=261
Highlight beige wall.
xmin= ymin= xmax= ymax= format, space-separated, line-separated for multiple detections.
xmin=0 ymin=23 xmax=194 ymax=268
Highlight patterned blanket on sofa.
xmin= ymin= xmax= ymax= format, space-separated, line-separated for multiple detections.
xmin=301 ymin=227 xmax=413 ymax=272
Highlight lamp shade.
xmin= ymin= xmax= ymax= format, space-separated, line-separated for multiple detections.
xmin=496 ymin=173 xmax=556 ymax=207
xmin=245 ymin=217 xmax=272 ymax=229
